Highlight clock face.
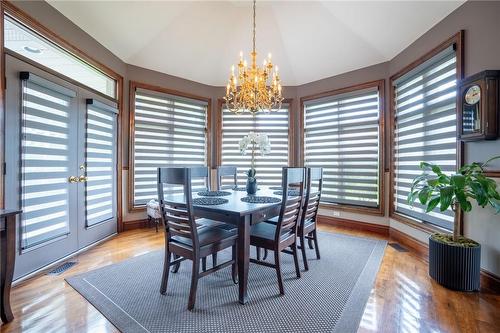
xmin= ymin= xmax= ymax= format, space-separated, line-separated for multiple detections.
xmin=465 ymin=85 xmax=481 ymax=105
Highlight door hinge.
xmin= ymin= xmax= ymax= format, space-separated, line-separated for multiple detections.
xmin=4 ymin=77 xmax=6 ymax=89
xmin=3 ymin=162 xmax=6 ymax=175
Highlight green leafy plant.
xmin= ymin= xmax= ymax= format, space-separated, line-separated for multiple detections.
xmin=408 ymin=156 xmax=500 ymax=242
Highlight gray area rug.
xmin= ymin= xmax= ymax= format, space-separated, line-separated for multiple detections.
xmin=66 ymin=232 xmax=386 ymax=333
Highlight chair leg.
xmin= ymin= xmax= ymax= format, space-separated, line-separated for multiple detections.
xmin=212 ymin=253 xmax=218 ymax=268
xmin=308 ymin=233 xmax=314 ymax=249
xmin=202 ymin=257 xmax=207 ymax=272
xmin=274 ymin=250 xmax=285 ymax=295
xmin=231 ymin=245 xmax=238 ymax=284
xmin=313 ymin=229 xmax=321 ymax=259
xmin=171 ymin=254 xmax=181 ymax=273
xmin=155 ymin=219 xmax=159 ymax=233
xmin=263 ymin=248 xmax=268 ymax=260
xmin=256 ymin=247 xmax=261 ymax=260
xmin=188 ymin=257 xmax=200 ymax=311
xmin=291 ymin=243 xmax=301 ymax=278
xmin=160 ymin=249 xmax=171 ymax=294
xmin=299 ymin=234 xmax=309 ymax=271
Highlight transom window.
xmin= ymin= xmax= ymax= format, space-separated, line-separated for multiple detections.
xmin=4 ymin=15 xmax=116 ymax=98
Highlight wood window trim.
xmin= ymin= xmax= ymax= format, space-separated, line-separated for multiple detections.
xmin=0 ymin=1 xmax=125 ymax=231
xmin=299 ymin=79 xmax=386 ymax=216
xmin=388 ymin=31 xmax=465 ymax=234
xmin=215 ymin=98 xmax=296 ymax=167
xmin=128 ymin=80 xmax=212 ymax=212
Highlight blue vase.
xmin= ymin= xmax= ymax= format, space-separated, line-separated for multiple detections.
xmin=246 ymin=178 xmax=258 ymax=195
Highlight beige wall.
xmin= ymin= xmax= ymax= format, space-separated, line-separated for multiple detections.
xmin=7 ymin=0 xmax=500 ymax=275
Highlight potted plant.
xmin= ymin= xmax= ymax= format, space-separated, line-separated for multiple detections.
xmin=408 ymin=156 xmax=500 ymax=291
xmin=239 ymin=132 xmax=271 ymax=194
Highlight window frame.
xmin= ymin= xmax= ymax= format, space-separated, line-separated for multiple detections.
xmin=215 ymin=97 xmax=295 ymax=168
xmin=1 ymin=2 xmax=125 ymax=231
xmin=389 ymin=31 xmax=464 ymax=234
xmin=128 ymin=80 xmax=212 ymax=212
xmin=300 ymin=80 xmax=385 ymax=216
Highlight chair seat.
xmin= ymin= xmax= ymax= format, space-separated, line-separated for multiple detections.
xmin=304 ymin=218 xmax=315 ymax=228
xmin=172 ymin=226 xmax=237 ymax=247
xmin=197 ymin=218 xmax=236 ymax=231
xmin=250 ymin=223 xmax=292 ymax=241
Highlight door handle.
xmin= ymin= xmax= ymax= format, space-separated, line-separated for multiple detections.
xmin=68 ymin=176 xmax=78 ymax=183
xmin=78 ymin=175 xmax=88 ymax=183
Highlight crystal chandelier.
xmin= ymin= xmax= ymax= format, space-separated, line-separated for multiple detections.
xmin=224 ymin=0 xmax=283 ymax=114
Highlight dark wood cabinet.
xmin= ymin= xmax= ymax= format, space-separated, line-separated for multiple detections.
xmin=458 ymin=70 xmax=499 ymax=141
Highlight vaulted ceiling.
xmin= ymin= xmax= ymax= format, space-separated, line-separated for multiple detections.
xmin=47 ymin=1 xmax=464 ymax=86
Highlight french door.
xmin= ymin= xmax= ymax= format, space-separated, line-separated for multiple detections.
xmin=5 ymin=55 xmax=118 ymax=279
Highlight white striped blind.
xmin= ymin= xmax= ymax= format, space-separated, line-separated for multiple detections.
xmin=393 ymin=46 xmax=457 ymax=230
xmin=132 ymin=88 xmax=208 ymax=206
xmin=85 ymin=100 xmax=117 ymax=227
xmin=304 ymin=88 xmax=381 ymax=208
xmin=221 ymin=104 xmax=290 ymax=187
xmin=20 ymin=73 xmax=75 ymax=249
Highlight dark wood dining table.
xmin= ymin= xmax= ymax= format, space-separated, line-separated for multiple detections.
xmin=166 ymin=186 xmax=282 ymax=304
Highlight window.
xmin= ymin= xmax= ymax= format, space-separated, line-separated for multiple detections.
xmin=303 ymin=82 xmax=383 ymax=211
xmin=392 ymin=44 xmax=458 ymax=230
xmin=220 ymin=103 xmax=290 ymax=187
xmin=131 ymin=84 xmax=209 ymax=207
xmin=4 ymin=15 xmax=116 ymax=98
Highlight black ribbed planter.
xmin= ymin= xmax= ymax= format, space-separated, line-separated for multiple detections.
xmin=429 ymin=235 xmax=481 ymax=291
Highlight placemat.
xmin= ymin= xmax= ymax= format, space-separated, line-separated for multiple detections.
xmin=197 ymin=190 xmax=231 ymax=197
xmin=192 ymin=197 xmax=228 ymax=205
xmin=241 ymin=196 xmax=281 ymax=204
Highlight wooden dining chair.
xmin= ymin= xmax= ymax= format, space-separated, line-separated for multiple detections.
xmin=157 ymin=167 xmax=238 ymax=310
xmin=217 ymin=165 xmax=238 ymax=190
xmin=298 ymin=167 xmax=323 ymax=271
xmin=250 ymin=167 xmax=305 ymax=295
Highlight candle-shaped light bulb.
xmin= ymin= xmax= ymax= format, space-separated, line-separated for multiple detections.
xmin=268 ymin=52 xmax=272 ymax=60
xmin=231 ymin=65 xmax=235 ymax=75
xmin=278 ymin=84 xmax=282 ymax=92
xmin=239 ymin=51 xmax=243 ymax=59
xmin=275 ymin=66 xmax=279 ymax=73
xmin=226 ymin=83 xmax=230 ymax=94
xmin=263 ymin=59 xmax=267 ymax=66
xmin=243 ymin=60 xmax=247 ymax=67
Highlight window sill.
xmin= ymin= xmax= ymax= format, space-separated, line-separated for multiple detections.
xmin=319 ymin=202 xmax=384 ymax=216
xmin=389 ymin=212 xmax=452 ymax=235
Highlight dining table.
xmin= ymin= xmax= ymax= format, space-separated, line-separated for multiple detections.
xmin=165 ymin=185 xmax=283 ymax=304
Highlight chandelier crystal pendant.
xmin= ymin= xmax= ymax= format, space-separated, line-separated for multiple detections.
xmin=224 ymin=0 xmax=283 ymax=114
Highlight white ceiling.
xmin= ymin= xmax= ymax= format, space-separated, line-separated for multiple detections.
xmin=47 ymin=1 xmax=464 ymax=86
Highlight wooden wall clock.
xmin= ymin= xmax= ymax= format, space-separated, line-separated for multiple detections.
xmin=458 ymin=70 xmax=499 ymax=141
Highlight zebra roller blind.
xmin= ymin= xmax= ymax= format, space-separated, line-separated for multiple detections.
xmin=221 ymin=104 xmax=290 ymax=187
xmin=132 ymin=87 xmax=208 ymax=206
xmin=20 ymin=73 xmax=76 ymax=249
xmin=303 ymin=86 xmax=381 ymax=208
xmin=85 ymin=100 xmax=117 ymax=227
xmin=393 ymin=45 xmax=457 ymax=230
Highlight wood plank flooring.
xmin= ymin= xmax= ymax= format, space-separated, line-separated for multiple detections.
xmin=1 ymin=224 xmax=499 ymax=333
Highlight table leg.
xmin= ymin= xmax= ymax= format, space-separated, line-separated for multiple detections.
xmin=238 ymin=216 xmax=250 ymax=304
xmin=1 ymin=215 xmax=16 ymax=323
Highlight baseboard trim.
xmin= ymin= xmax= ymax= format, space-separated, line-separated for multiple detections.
xmin=317 ymin=215 xmax=390 ymax=236
xmin=389 ymin=228 xmax=429 ymax=260
xmin=122 ymin=219 xmax=149 ymax=231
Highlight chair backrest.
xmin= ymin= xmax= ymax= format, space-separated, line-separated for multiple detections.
xmin=157 ymin=167 xmax=200 ymax=246
xmin=276 ymin=167 xmax=305 ymax=241
xmin=217 ymin=165 xmax=238 ymax=190
xmin=300 ymin=167 xmax=323 ymax=227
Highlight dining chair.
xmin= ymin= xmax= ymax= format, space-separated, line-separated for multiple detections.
xmin=157 ymin=167 xmax=238 ymax=310
xmin=250 ymin=167 xmax=304 ymax=295
xmin=297 ymin=167 xmax=323 ymax=271
xmin=217 ymin=165 xmax=238 ymax=190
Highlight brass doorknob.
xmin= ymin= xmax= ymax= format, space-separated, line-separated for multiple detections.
xmin=68 ymin=176 xmax=78 ymax=183
xmin=78 ymin=175 xmax=88 ymax=183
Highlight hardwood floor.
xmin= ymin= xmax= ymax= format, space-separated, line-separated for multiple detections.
xmin=1 ymin=224 xmax=499 ymax=333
